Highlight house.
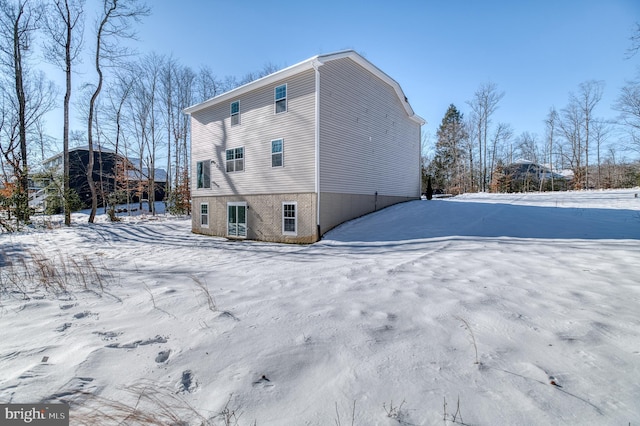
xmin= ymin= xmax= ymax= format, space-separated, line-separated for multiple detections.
xmin=126 ymin=159 xmax=167 ymax=203
xmin=42 ymin=146 xmax=122 ymax=209
xmin=500 ymin=160 xmax=567 ymax=192
xmin=185 ymin=50 xmax=425 ymax=243
xmin=42 ymin=147 xmax=166 ymax=210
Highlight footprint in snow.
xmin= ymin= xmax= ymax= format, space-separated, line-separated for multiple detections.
xmin=155 ymin=350 xmax=170 ymax=363
xmin=177 ymin=370 xmax=197 ymax=393
xmin=56 ymin=323 xmax=72 ymax=332
xmin=93 ymin=331 xmax=122 ymax=341
xmin=252 ymin=375 xmax=274 ymax=388
xmin=73 ymin=311 xmax=97 ymax=319
xmin=105 ymin=335 xmax=167 ymax=349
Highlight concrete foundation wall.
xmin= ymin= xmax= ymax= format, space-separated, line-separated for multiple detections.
xmin=192 ymin=193 xmax=318 ymax=244
xmin=319 ymin=192 xmax=417 ymax=235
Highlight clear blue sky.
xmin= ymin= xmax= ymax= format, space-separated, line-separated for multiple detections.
xmin=62 ymin=0 xmax=640 ymax=152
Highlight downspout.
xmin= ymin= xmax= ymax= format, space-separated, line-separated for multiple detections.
xmin=312 ymin=59 xmax=321 ymax=239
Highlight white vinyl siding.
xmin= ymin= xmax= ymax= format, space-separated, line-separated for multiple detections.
xmin=190 ymin=69 xmax=316 ymax=196
xmin=318 ymin=58 xmax=421 ymax=198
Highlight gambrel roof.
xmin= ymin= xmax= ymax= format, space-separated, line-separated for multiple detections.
xmin=184 ymin=50 xmax=425 ymax=125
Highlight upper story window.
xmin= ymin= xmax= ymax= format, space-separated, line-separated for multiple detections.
xmin=196 ymin=160 xmax=211 ymax=189
xmin=226 ymin=147 xmax=244 ymax=172
xmin=271 ymin=139 xmax=283 ymax=167
xmin=275 ymin=84 xmax=287 ymax=114
xmin=230 ymin=101 xmax=240 ymax=126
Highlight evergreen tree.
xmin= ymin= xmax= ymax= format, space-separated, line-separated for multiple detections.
xmin=490 ymin=159 xmax=509 ymax=193
xmin=433 ymin=104 xmax=467 ymax=193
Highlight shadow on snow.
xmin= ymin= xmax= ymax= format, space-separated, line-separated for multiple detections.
xmin=324 ymin=200 xmax=640 ymax=243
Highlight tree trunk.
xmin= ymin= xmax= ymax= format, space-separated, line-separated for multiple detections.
xmin=13 ymin=4 xmax=29 ymax=224
xmin=87 ymin=3 xmax=115 ymax=223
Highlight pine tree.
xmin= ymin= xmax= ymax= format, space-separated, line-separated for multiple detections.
xmin=433 ymin=104 xmax=467 ymax=194
xmin=490 ymin=159 xmax=509 ymax=193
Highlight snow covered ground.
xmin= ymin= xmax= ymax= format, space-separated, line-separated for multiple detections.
xmin=1 ymin=189 xmax=639 ymax=425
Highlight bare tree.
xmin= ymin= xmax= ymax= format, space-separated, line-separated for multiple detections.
xmin=613 ymin=76 xmax=640 ymax=154
xmin=238 ymin=61 xmax=280 ymax=86
xmin=544 ymin=108 xmax=559 ymax=191
xmin=104 ymin=65 xmax=136 ymax=210
xmin=194 ymin=65 xmax=221 ymax=102
xmin=127 ymin=53 xmax=165 ymax=215
xmin=0 ymin=0 xmax=44 ymax=223
xmin=160 ymin=56 xmax=176 ymax=205
xmin=592 ymin=119 xmax=611 ymax=189
xmin=515 ymin=132 xmax=540 ymax=163
xmin=559 ymin=99 xmax=584 ymax=189
xmin=625 ymin=22 xmax=640 ymax=59
xmin=575 ymin=80 xmax=604 ymax=189
xmin=43 ymin=0 xmax=84 ymax=225
xmin=171 ymin=63 xmax=194 ymax=214
xmin=559 ymin=81 xmax=605 ymax=190
xmin=1 ymin=1 xmax=56 ymax=225
xmin=86 ymin=0 xmax=149 ymax=223
xmin=467 ymin=82 xmax=504 ymax=192
xmin=137 ymin=52 xmax=163 ymax=215
xmin=463 ymin=114 xmax=477 ymax=191
xmin=488 ymin=122 xmax=512 ymax=190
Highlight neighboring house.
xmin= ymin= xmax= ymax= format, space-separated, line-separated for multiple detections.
xmin=185 ymin=50 xmax=425 ymax=243
xmin=501 ymin=160 xmax=567 ymax=192
xmin=43 ymin=146 xmax=122 ymax=208
xmin=127 ymin=159 xmax=168 ymax=202
xmin=42 ymin=147 xmax=166 ymax=210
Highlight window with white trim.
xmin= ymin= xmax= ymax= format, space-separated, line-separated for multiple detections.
xmin=230 ymin=101 xmax=239 ymax=126
xmin=271 ymin=138 xmax=283 ymax=167
xmin=275 ymin=84 xmax=287 ymax=114
xmin=200 ymin=203 xmax=209 ymax=227
xmin=282 ymin=202 xmax=297 ymax=235
xmin=225 ymin=147 xmax=244 ymax=172
xmin=196 ymin=160 xmax=211 ymax=189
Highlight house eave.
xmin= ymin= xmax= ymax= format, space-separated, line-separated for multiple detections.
xmin=183 ymin=56 xmax=319 ymax=114
xmin=317 ymin=51 xmax=425 ymax=126
xmin=42 ymin=145 xmax=119 ymax=166
xmin=183 ymin=50 xmax=425 ymax=126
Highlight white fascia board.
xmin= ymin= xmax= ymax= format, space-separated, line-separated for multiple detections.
xmin=184 ymin=50 xmax=426 ymax=126
xmin=183 ymin=56 xmax=319 ymax=114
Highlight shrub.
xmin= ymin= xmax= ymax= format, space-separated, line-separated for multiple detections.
xmin=45 ymin=189 xmax=83 ymax=215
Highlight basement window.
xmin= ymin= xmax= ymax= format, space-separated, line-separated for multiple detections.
xmin=200 ymin=203 xmax=209 ymax=227
xmin=283 ymin=202 xmax=297 ymax=235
